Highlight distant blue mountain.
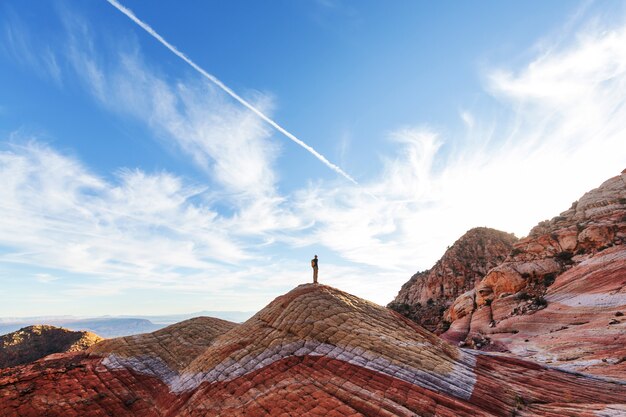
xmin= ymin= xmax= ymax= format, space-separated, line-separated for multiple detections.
xmin=116 ymin=311 xmax=254 ymax=325
xmin=0 ymin=318 xmax=162 ymax=338
xmin=0 ymin=311 xmax=254 ymax=338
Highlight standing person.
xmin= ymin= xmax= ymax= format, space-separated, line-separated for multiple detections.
xmin=311 ymin=255 xmax=318 ymax=284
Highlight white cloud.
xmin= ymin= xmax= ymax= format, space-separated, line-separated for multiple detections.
xmin=460 ymin=111 xmax=475 ymax=129
xmin=0 ymin=142 xmax=249 ymax=280
xmin=35 ymin=273 xmax=59 ymax=284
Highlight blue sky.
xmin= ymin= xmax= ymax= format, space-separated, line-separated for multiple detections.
xmin=1 ymin=0 xmax=625 ymax=316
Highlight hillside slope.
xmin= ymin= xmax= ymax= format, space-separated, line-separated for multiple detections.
xmin=0 ymin=325 xmax=102 ymax=368
xmin=1 ymin=284 xmax=624 ymax=416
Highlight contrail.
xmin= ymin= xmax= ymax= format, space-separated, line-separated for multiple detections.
xmin=105 ymin=0 xmax=358 ymax=185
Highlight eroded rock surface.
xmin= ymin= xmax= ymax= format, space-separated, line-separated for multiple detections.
xmin=1 ymin=284 xmax=624 ymax=416
xmin=0 ymin=325 xmax=102 ymax=369
xmin=389 ymin=228 xmax=517 ymax=332
xmin=90 ymin=316 xmax=237 ymax=371
xmin=442 ymin=171 xmax=626 ymax=377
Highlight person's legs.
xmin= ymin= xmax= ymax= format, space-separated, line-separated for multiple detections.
xmin=313 ymin=268 xmax=318 ymax=284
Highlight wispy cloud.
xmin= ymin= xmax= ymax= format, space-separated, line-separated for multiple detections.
xmin=1 ymin=6 xmax=63 ymax=85
xmin=60 ymin=10 xmax=286 ymax=206
xmin=0 ymin=142 xmax=246 ymax=278
xmin=35 ymin=273 xmax=59 ymax=284
xmin=460 ymin=111 xmax=475 ymax=129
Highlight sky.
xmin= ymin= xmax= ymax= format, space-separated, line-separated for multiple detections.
xmin=1 ymin=0 xmax=625 ymax=317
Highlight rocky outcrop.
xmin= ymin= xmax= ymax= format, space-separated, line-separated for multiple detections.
xmin=0 ymin=325 xmax=102 ymax=368
xmin=442 ymin=171 xmax=626 ymax=377
xmin=389 ymin=228 xmax=517 ymax=332
xmin=1 ymin=284 xmax=625 ymax=416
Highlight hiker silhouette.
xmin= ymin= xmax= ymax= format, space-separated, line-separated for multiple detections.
xmin=311 ymin=255 xmax=318 ymax=284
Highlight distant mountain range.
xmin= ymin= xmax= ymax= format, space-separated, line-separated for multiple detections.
xmin=0 ymin=311 xmax=254 ymax=338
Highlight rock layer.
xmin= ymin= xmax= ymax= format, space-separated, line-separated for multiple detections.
xmin=1 ymin=284 xmax=625 ymax=416
xmin=442 ymin=171 xmax=626 ymax=377
xmin=0 ymin=325 xmax=102 ymax=369
xmin=389 ymin=228 xmax=517 ymax=332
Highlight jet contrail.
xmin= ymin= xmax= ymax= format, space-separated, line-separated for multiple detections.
xmin=105 ymin=0 xmax=358 ymax=185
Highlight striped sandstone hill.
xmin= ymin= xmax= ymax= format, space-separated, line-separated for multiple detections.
xmin=1 ymin=284 xmax=624 ymax=416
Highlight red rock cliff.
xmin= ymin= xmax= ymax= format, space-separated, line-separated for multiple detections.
xmin=389 ymin=228 xmax=517 ymax=332
xmin=442 ymin=171 xmax=626 ymax=378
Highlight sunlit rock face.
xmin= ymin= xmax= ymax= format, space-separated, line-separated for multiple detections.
xmin=389 ymin=227 xmax=517 ymax=332
xmin=1 ymin=284 xmax=625 ymax=416
xmin=442 ymin=171 xmax=626 ymax=377
xmin=0 ymin=325 xmax=103 ymax=369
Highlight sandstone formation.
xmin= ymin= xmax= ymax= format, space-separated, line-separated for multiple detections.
xmin=90 ymin=316 xmax=238 ymax=371
xmin=441 ymin=171 xmax=626 ymax=377
xmin=1 ymin=284 xmax=625 ymax=416
xmin=389 ymin=228 xmax=517 ymax=332
xmin=0 ymin=325 xmax=102 ymax=369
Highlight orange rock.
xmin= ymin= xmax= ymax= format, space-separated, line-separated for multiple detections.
xmin=390 ymin=228 xmax=516 ymax=332
xmin=445 ymin=290 xmax=475 ymax=322
xmin=556 ymin=228 xmax=579 ymax=252
xmin=476 ymin=267 xmax=525 ymax=306
xmin=578 ymin=224 xmax=615 ymax=247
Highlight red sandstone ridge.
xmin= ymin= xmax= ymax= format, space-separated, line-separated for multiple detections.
xmin=389 ymin=228 xmax=517 ymax=332
xmin=2 ymin=284 xmax=626 ymax=416
xmin=441 ymin=171 xmax=626 ymax=378
xmin=0 ymin=325 xmax=103 ymax=369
